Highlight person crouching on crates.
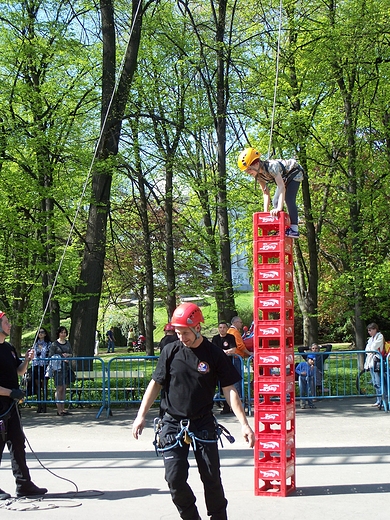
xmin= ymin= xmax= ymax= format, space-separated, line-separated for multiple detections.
xmin=132 ymin=302 xmax=255 ymax=520
xmin=237 ymin=147 xmax=304 ymax=238
xmin=295 ymin=354 xmax=320 ymax=409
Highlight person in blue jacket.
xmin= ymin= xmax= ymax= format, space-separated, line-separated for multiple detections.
xmin=298 ymin=343 xmax=332 ymax=395
xmin=295 ymin=354 xmax=320 ymax=409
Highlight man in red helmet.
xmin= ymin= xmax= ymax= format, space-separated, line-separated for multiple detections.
xmin=158 ymin=323 xmax=178 ymax=352
xmin=132 ymin=302 xmax=254 ymax=520
xmin=0 ymin=312 xmax=48 ymax=500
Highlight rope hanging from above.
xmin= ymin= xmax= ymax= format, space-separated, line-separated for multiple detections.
xmin=35 ymin=0 xmax=144 ymax=342
xmin=267 ymin=0 xmax=283 ymax=160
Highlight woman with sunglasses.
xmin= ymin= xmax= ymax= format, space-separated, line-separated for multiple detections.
xmin=31 ymin=328 xmax=51 ymax=413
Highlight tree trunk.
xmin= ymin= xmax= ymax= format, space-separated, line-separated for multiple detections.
xmin=215 ymin=0 xmax=236 ymax=322
xmin=70 ymin=0 xmax=143 ymax=356
xmin=284 ymin=3 xmax=319 ymax=347
xmin=135 ymin=137 xmax=155 ymax=355
xmin=165 ymin=165 xmax=177 ymax=319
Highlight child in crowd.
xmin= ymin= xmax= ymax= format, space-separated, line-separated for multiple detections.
xmin=295 ymin=354 xmax=320 ymax=409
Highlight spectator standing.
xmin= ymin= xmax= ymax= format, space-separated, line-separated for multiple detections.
xmin=31 ymin=327 xmax=51 ymax=413
xmin=297 ymin=343 xmax=332 ymax=395
xmin=106 ymin=326 xmax=116 ymax=353
xmin=212 ymin=321 xmax=241 ymax=414
xmin=127 ymin=327 xmax=135 ymax=347
xmin=227 ymin=317 xmax=252 ymax=359
xmin=295 ymin=354 xmax=320 ymax=409
xmin=0 ymin=312 xmax=48 ymax=500
xmin=364 ymin=323 xmax=384 ymax=408
xmin=158 ymin=323 xmax=178 ymax=352
xmin=49 ymin=326 xmax=73 ymax=417
xmin=132 ymin=302 xmax=255 ymax=520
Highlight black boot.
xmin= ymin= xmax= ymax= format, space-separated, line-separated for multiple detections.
xmin=16 ymin=482 xmax=48 ymax=498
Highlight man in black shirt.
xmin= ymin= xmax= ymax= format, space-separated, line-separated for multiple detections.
xmin=211 ymin=322 xmax=242 ymax=414
xmin=211 ymin=322 xmax=237 ymax=353
xmin=0 ymin=312 xmax=48 ymax=500
xmin=132 ymin=303 xmax=254 ymax=520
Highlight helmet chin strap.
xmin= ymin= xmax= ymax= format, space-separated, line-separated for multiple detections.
xmin=191 ymin=327 xmax=201 ymax=339
xmin=187 ymin=327 xmax=201 ymax=347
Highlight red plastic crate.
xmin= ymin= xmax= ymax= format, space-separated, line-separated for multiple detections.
xmin=252 ymin=211 xmax=296 ymax=497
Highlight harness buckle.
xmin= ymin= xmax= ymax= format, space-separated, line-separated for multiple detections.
xmin=179 ymin=419 xmax=192 ymax=444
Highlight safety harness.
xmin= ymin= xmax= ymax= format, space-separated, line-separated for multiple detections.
xmin=153 ymin=415 xmax=235 ymax=456
xmin=260 ymin=161 xmax=305 ymax=186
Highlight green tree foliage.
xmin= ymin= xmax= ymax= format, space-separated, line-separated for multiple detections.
xmin=0 ymin=0 xmax=99 ymax=349
xmin=2 ymin=0 xmax=390 ymax=351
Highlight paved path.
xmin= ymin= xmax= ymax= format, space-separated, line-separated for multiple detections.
xmin=0 ymin=397 xmax=389 ymax=519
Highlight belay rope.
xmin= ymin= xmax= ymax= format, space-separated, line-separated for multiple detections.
xmin=153 ymin=416 xmax=235 ymax=456
xmin=267 ymin=0 xmax=283 ymax=160
xmin=0 ymin=401 xmax=16 ymax=442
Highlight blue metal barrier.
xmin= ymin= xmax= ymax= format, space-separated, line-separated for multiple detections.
xmin=245 ymin=350 xmax=388 ymax=416
xmin=105 ymin=356 xmax=159 ymax=417
xmin=23 ymin=350 xmax=387 ymax=418
xmin=22 ymin=354 xmax=246 ymax=419
xmin=23 ymin=357 xmax=107 ymax=419
xmin=106 ymin=355 xmax=245 ymax=417
xmin=245 ymin=356 xmax=254 ymax=416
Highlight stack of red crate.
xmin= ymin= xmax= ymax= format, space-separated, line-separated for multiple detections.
xmin=252 ymin=212 xmax=296 ymax=496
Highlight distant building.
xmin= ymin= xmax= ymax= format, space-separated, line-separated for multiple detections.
xmin=231 ymin=244 xmax=252 ymax=291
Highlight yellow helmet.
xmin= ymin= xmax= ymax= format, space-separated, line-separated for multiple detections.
xmin=237 ymin=147 xmax=260 ymax=171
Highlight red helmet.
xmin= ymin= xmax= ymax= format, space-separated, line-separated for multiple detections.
xmin=138 ymin=335 xmax=146 ymax=341
xmin=164 ymin=323 xmax=175 ymax=331
xmin=171 ymin=302 xmax=204 ymax=328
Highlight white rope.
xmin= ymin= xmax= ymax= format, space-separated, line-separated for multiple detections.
xmin=35 ymin=0 xmax=143 ymax=341
xmin=267 ymin=0 xmax=283 ymax=160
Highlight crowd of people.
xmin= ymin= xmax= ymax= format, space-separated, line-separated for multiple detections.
xmin=25 ymin=315 xmax=387 ymax=420
xmin=25 ymin=325 xmax=75 ymax=417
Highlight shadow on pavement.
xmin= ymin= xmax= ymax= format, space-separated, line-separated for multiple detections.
xmin=294 ymin=483 xmax=390 ymax=496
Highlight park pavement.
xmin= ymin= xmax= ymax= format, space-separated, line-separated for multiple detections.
xmin=1 ymin=397 xmax=390 ymax=519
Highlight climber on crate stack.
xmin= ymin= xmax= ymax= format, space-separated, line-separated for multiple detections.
xmin=237 ymin=147 xmax=305 ymax=238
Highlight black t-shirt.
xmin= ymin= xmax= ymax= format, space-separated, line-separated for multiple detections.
xmin=153 ymin=337 xmax=241 ymax=419
xmin=158 ymin=333 xmax=179 ymax=352
xmin=0 ymin=341 xmax=22 ymax=390
xmin=211 ymin=333 xmax=237 ymax=351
